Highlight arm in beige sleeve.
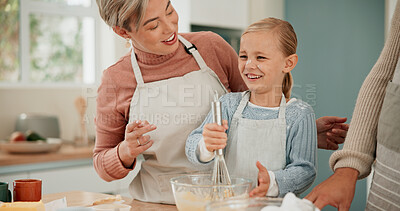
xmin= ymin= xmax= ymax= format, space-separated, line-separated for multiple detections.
xmin=329 ymin=1 xmax=400 ymax=179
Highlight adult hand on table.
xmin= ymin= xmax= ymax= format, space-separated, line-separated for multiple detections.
xmin=316 ymin=116 xmax=349 ymax=150
xmin=305 ymin=168 xmax=359 ymax=211
xmin=118 ymin=120 xmax=157 ymax=168
xmin=249 ymin=161 xmax=271 ymax=197
xmin=203 ymin=120 xmax=229 ymax=152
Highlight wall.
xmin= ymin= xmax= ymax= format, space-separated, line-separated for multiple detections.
xmin=173 ymin=0 xmax=191 ymax=33
xmin=190 ymin=0 xmax=248 ymax=29
xmin=249 ymin=0 xmax=284 ymax=23
xmin=285 ymin=0 xmax=384 ymax=210
xmin=0 ymin=86 xmax=97 ymax=142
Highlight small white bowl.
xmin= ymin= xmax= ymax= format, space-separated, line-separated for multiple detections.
xmin=92 ymin=204 xmax=131 ymax=211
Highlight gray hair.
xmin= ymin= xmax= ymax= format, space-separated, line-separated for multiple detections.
xmin=96 ymin=0 xmax=149 ymax=31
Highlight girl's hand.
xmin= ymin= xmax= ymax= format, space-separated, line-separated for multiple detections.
xmin=119 ymin=120 xmax=157 ymax=168
xmin=203 ymin=120 xmax=228 ymax=152
xmin=249 ymin=161 xmax=270 ymax=197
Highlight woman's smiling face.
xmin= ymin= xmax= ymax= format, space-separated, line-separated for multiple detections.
xmin=126 ymin=0 xmax=179 ymax=55
xmin=238 ymin=31 xmax=288 ymax=95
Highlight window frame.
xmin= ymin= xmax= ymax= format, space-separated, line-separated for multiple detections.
xmin=3 ymin=0 xmax=100 ymax=86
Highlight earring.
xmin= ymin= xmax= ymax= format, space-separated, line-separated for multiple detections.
xmin=125 ymin=38 xmax=131 ymax=48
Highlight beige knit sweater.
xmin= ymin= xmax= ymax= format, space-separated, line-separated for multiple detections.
xmin=329 ymin=1 xmax=400 ymax=179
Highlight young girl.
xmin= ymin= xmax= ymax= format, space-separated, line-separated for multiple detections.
xmin=185 ymin=17 xmax=317 ymax=197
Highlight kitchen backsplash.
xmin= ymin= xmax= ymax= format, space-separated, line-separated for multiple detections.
xmin=0 ymin=86 xmax=97 ymax=142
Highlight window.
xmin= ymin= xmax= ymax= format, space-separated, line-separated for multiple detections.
xmin=0 ymin=0 xmax=97 ymax=85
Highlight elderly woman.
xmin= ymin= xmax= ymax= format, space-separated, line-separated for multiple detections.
xmin=94 ymin=0 xmax=348 ymax=204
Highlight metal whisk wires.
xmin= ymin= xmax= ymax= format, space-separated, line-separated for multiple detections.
xmin=211 ymin=91 xmax=234 ymax=200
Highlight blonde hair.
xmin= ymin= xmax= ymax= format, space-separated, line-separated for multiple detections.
xmin=96 ymin=0 xmax=148 ymax=32
xmin=243 ymin=17 xmax=297 ymax=99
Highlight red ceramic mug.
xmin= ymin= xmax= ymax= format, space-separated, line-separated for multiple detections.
xmin=13 ymin=179 xmax=42 ymax=202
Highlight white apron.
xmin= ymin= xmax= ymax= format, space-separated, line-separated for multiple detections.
xmin=225 ymin=91 xmax=287 ymax=187
xmin=128 ymin=35 xmax=227 ymax=204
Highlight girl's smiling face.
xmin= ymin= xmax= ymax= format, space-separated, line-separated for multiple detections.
xmin=238 ymin=31 xmax=289 ymax=95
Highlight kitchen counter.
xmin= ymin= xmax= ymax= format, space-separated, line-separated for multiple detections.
xmin=0 ymin=143 xmax=93 ymax=175
xmin=0 ymin=143 xmax=135 ymax=197
xmin=43 ymin=191 xmax=177 ymax=211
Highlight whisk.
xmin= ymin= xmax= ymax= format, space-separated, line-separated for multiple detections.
xmin=211 ymin=91 xmax=234 ymax=200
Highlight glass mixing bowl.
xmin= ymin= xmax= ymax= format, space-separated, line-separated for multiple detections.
xmin=170 ymin=174 xmax=252 ymax=211
xmin=205 ymin=197 xmax=283 ymax=211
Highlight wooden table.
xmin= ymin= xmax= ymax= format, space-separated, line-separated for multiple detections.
xmin=43 ymin=191 xmax=177 ymax=211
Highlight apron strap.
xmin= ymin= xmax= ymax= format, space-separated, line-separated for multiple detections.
xmin=130 ymin=36 xmax=208 ymax=85
xmin=232 ymin=91 xmax=251 ymax=119
xmin=278 ymin=93 xmax=287 ymax=119
xmin=130 ymin=41 xmax=145 ymax=85
xmin=178 ymin=35 xmax=207 ymax=70
xmin=392 ymin=55 xmax=400 ymax=85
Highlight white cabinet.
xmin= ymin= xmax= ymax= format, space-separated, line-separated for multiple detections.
xmin=29 ymin=166 xmax=115 ymax=195
xmin=1 ymin=173 xmax=27 ymax=189
xmin=190 ymin=0 xmax=284 ymax=30
xmin=172 ymin=0 xmax=191 ymax=33
xmin=1 ymin=165 xmax=136 ymax=198
xmin=191 ymin=0 xmax=248 ymax=29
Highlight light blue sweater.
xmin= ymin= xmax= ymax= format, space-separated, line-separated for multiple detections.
xmin=185 ymin=92 xmax=317 ymax=197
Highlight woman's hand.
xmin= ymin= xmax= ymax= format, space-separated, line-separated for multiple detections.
xmin=118 ymin=120 xmax=157 ymax=168
xmin=249 ymin=161 xmax=270 ymax=197
xmin=305 ymin=168 xmax=358 ymax=211
xmin=203 ymin=120 xmax=229 ymax=152
xmin=316 ymin=116 xmax=349 ymax=150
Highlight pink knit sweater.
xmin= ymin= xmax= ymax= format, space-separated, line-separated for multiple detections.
xmin=94 ymin=31 xmax=246 ymax=181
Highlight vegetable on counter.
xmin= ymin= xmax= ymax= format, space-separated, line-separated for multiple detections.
xmin=9 ymin=130 xmax=46 ymax=142
xmin=9 ymin=131 xmax=26 ymax=142
xmin=26 ymin=130 xmax=46 ymax=141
